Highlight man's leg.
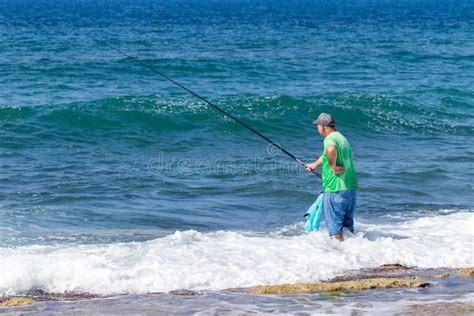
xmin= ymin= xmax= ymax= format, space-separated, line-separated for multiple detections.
xmin=323 ymin=192 xmax=346 ymax=241
xmin=342 ymin=190 xmax=356 ymax=234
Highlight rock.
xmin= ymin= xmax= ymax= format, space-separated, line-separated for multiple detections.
xmin=169 ymin=290 xmax=199 ymax=296
xmin=373 ymin=264 xmax=411 ymax=272
xmin=0 ymin=297 xmax=35 ymax=308
xmin=252 ymin=277 xmax=430 ymax=294
xmin=455 ymin=268 xmax=474 ymax=278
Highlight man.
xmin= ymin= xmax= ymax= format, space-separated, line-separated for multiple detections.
xmin=305 ymin=113 xmax=358 ymax=241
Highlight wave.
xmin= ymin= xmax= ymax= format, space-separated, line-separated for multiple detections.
xmin=1 ymin=93 xmax=472 ymax=147
xmin=0 ymin=211 xmax=472 ymax=297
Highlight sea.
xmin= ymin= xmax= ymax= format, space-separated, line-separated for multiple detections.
xmin=0 ymin=0 xmax=473 ymax=313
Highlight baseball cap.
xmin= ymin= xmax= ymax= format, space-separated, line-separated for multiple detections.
xmin=313 ymin=113 xmax=336 ymax=127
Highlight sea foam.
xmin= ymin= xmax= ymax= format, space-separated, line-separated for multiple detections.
xmin=0 ymin=211 xmax=472 ymax=296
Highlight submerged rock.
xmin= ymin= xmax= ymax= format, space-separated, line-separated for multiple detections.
xmin=427 ymin=273 xmax=449 ymax=278
xmin=398 ymin=302 xmax=474 ymax=315
xmin=0 ymin=297 xmax=35 ymax=308
xmin=252 ymin=277 xmax=430 ymax=294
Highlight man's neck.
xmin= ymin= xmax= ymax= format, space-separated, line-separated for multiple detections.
xmin=324 ymin=129 xmax=336 ymax=137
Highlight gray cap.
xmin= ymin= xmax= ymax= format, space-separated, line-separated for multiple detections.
xmin=313 ymin=113 xmax=336 ymax=127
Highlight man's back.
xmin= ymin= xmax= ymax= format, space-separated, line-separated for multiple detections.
xmin=322 ymin=131 xmax=358 ymax=192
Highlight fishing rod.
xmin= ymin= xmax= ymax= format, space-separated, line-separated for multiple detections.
xmin=103 ymin=42 xmax=321 ymax=178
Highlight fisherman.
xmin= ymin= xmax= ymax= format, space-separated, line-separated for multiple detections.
xmin=305 ymin=113 xmax=358 ymax=241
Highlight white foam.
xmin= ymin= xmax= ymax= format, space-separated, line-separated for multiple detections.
xmin=0 ymin=211 xmax=473 ymax=296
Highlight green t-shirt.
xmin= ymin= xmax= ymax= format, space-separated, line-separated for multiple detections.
xmin=322 ymin=131 xmax=358 ymax=192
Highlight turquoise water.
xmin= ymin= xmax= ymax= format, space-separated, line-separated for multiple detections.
xmin=0 ymin=0 xmax=473 ymax=299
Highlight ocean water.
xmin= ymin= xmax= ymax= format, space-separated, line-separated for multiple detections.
xmin=0 ymin=0 xmax=473 ymax=299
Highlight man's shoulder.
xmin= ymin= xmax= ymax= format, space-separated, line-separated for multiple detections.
xmin=325 ymin=132 xmax=351 ymax=150
xmin=326 ymin=131 xmax=345 ymax=142
xmin=324 ymin=134 xmax=337 ymax=147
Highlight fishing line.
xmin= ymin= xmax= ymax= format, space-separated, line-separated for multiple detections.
xmin=102 ymin=42 xmax=321 ymax=178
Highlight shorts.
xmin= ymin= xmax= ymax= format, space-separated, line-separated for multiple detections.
xmin=323 ymin=190 xmax=356 ymax=236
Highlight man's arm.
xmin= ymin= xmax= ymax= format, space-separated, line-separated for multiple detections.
xmin=326 ymin=145 xmax=345 ymax=175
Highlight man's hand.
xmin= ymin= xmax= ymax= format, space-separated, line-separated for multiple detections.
xmin=305 ymin=162 xmax=317 ymax=172
xmin=305 ymin=156 xmax=322 ymax=173
xmin=331 ymin=165 xmax=345 ymax=174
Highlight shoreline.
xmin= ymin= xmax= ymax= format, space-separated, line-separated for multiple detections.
xmin=1 ymin=266 xmax=473 ymax=314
